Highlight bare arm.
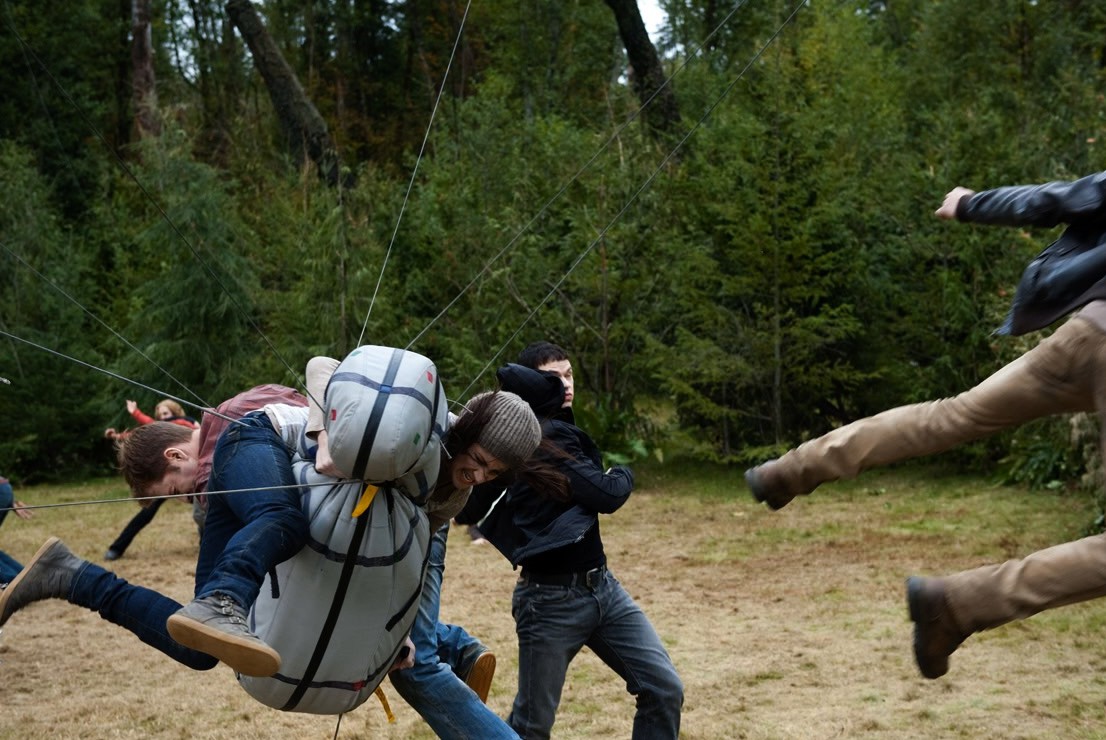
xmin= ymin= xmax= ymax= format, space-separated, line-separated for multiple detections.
xmin=313 ymin=429 xmax=343 ymax=478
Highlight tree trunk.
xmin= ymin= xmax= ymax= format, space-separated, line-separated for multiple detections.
xmin=602 ymin=0 xmax=681 ymax=142
xmin=224 ymin=0 xmax=342 ymax=186
xmin=131 ymin=0 xmax=160 ymax=138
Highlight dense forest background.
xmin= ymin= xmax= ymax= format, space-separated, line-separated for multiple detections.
xmin=2 ymin=0 xmax=1105 ymax=485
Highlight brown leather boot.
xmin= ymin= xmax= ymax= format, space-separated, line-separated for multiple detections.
xmin=906 ymin=576 xmax=966 ymax=679
xmin=745 ymin=461 xmax=796 ymax=510
xmin=908 ymin=534 xmax=1106 ymax=680
xmin=462 ymin=650 xmax=496 ymax=704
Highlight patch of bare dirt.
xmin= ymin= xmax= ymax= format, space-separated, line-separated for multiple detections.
xmin=2 ymin=473 xmax=1105 ymax=739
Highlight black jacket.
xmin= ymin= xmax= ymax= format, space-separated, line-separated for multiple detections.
xmin=473 ymin=364 xmax=634 ymax=569
xmin=959 ymin=171 xmax=1106 ymax=335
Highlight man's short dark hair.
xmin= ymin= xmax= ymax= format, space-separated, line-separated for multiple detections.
xmin=117 ymin=422 xmax=193 ymax=500
xmin=517 ymin=341 xmax=569 ymax=370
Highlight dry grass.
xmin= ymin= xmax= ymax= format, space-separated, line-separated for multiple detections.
xmin=2 ymin=465 xmax=1106 ymax=739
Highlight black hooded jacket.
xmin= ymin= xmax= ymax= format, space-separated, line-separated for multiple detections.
xmin=470 ymin=363 xmax=634 ymax=571
xmin=958 ymin=171 xmax=1106 ymax=335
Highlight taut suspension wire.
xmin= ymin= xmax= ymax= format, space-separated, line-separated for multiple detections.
xmin=404 ymin=0 xmax=756 ymax=353
xmin=0 ymin=241 xmax=210 ymax=408
xmin=455 ymin=0 xmax=810 ymax=398
xmin=356 ymin=0 xmax=475 ymax=347
xmin=1 ymin=12 xmax=318 ymax=413
xmin=0 ymin=329 xmax=252 ymax=425
xmin=0 ymin=479 xmax=347 ymax=514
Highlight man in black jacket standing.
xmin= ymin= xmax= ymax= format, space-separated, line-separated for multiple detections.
xmin=745 ymin=173 xmax=1106 ymax=680
xmin=474 ymin=341 xmax=683 ymax=739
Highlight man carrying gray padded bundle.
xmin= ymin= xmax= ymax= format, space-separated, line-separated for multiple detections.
xmin=1 ymin=383 xmax=310 ymax=677
xmin=0 ymin=346 xmax=550 ymax=702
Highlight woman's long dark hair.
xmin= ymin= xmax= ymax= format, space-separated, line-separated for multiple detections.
xmin=517 ymin=437 xmax=572 ymax=503
xmin=446 ymin=392 xmax=570 ymax=502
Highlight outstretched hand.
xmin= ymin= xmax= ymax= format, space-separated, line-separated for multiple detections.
xmin=125 ymin=399 xmax=138 ymax=414
xmin=12 ymin=500 xmax=32 ymax=520
xmin=935 ymin=187 xmax=975 ymax=220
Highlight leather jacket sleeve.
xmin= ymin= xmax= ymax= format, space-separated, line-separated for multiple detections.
xmin=959 ymin=171 xmax=1106 ymax=228
xmin=557 ymin=429 xmax=634 ymax=514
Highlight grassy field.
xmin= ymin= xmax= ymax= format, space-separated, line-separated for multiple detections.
xmin=2 ymin=462 xmax=1106 ymax=739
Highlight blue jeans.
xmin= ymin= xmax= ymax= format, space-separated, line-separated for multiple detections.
xmin=435 ymin=621 xmax=483 ymax=671
xmin=509 ymin=569 xmax=683 ymax=740
xmin=193 ymin=412 xmax=306 ymax=605
xmin=0 ymin=480 xmax=23 ymax=582
xmin=67 ymin=412 xmax=307 ymax=670
xmin=390 ymin=523 xmax=519 ymax=739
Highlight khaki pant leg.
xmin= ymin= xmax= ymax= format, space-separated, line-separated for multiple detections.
xmin=772 ymin=318 xmax=1103 ymax=496
xmin=944 ymin=534 xmax=1106 ymax=634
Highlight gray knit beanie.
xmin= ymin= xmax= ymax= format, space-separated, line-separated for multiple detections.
xmin=469 ymin=391 xmax=542 ymax=469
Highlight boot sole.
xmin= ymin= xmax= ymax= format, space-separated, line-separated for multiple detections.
xmin=0 ymin=537 xmax=62 ymax=627
xmin=166 ymin=612 xmax=281 ymax=677
xmin=465 ymin=652 xmax=496 ymax=704
xmin=905 ymin=576 xmax=926 ymax=622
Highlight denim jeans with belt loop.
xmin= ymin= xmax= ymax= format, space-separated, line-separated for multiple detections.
xmin=508 ymin=567 xmax=684 ymax=739
xmin=389 ymin=522 xmax=520 ymax=739
xmin=193 ymin=411 xmax=307 ymax=605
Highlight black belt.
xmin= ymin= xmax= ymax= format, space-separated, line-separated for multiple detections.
xmin=520 ymin=565 xmax=606 ymax=590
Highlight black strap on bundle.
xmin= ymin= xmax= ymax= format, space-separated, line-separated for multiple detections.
xmin=349 ymin=349 xmax=404 ymax=480
xmin=281 ymin=503 xmax=372 ymax=711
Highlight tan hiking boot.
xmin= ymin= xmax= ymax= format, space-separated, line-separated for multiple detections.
xmin=463 ymin=650 xmax=497 ymax=704
xmin=0 ymin=537 xmax=85 ymax=627
xmin=166 ymin=593 xmax=281 ymax=677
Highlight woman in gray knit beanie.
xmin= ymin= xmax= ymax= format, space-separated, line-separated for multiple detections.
xmin=470 ymin=392 xmax=541 ymax=467
xmin=445 ymin=391 xmax=542 ymax=490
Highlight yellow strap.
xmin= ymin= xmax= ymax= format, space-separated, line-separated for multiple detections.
xmin=357 ymin=486 xmax=393 ymax=723
xmin=352 ymin=484 xmax=379 ymax=518
xmin=374 ymin=685 xmax=396 ymax=723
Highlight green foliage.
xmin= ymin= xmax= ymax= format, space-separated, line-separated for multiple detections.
xmin=4 ymin=0 xmax=1106 ymax=483
xmin=0 ymin=140 xmax=112 ymax=478
xmin=998 ymin=413 xmax=1105 ymax=534
xmin=471 ymin=0 xmax=623 ymax=126
xmin=0 ymin=0 xmax=128 ymax=218
xmin=100 ymin=131 xmax=265 ymax=405
xmin=573 ymin=398 xmax=654 ymax=468
xmin=998 ymin=424 xmax=1085 ymax=493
